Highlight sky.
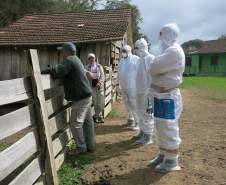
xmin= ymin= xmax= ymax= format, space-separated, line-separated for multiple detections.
xmin=131 ymin=0 xmax=226 ymax=51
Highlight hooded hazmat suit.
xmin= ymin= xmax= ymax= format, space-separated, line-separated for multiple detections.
xmin=148 ymin=23 xmax=185 ymax=172
xmin=134 ymin=38 xmax=155 ymax=144
xmin=118 ymin=45 xmax=139 ymax=126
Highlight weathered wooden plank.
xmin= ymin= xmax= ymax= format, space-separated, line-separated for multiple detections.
xmin=105 ymin=86 xmax=112 ymax=96
xmin=46 ymin=95 xmax=68 ymax=117
xmin=29 ymin=49 xmax=59 ymax=185
xmin=34 ymin=176 xmax=45 ymax=185
xmin=0 ymin=104 xmax=35 ymax=140
xmin=19 ymin=50 xmax=30 ymax=78
xmin=44 ymin=85 xmax=64 ymax=101
xmin=41 ymin=74 xmax=62 ymax=91
xmin=52 ymin=128 xmax=72 ymax=157
xmin=3 ymin=49 xmax=12 ymax=80
xmin=105 ymin=80 xmax=112 ymax=89
xmin=49 ymin=107 xmax=71 ymax=136
xmin=55 ymin=149 xmax=66 ymax=171
xmin=0 ymin=77 xmax=32 ymax=106
xmin=105 ymin=73 xmax=111 ymax=81
xmin=9 ymin=157 xmax=42 ymax=185
xmin=104 ymin=102 xmax=112 ymax=118
xmin=11 ymin=50 xmax=21 ymax=79
xmin=0 ymin=131 xmax=38 ymax=181
xmin=105 ymin=93 xmax=112 ymax=106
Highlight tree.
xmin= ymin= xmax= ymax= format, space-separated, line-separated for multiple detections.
xmin=105 ymin=0 xmax=143 ymax=42
xmin=181 ymin=39 xmax=204 ymax=50
xmin=218 ymin=34 xmax=226 ymax=40
xmin=0 ymin=0 xmax=101 ymax=28
xmin=49 ymin=0 xmax=101 ymax=12
xmin=0 ymin=0 xmax=52 ymax=27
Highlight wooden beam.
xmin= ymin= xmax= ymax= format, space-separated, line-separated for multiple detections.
xmin=55 ymin=149 xmax=66 ymax=171
xmin=52 ymin=128 xmax=72 ymax=157
xmin=104 ymin=102 xmax=112 ymax=118
xmin=9 ymin=157 xmax=42 ymax=185
xmin=34 ymin=176 xmax=45 ymax=185
xmin=105 ymin=93 xmax=112 ymax=106
xmin=0 ymin=104 xmax=35 ymax=140
xmin=45 ymin=95 xmax=69 ymax=117
xmin=105 ymin=80 xmax=112 ymax=89
xmin=49 ymin=107 xmax=70 ymax=137
xmin=105 ymin=86 xmax=112 ymax=97
xmin=0 ymin=131 xmax=38 ymax=181
xmin=41 ymin=74 xmax=62 ymax=91
xmin=29 ymin=49 xmax=59 ymax=185
xmin=0 ymin=77 xmax=32 ymax=106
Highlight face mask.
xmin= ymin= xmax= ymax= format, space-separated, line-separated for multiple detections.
xmin=121 ymin=52 xmax=128 ymax=58
xmin=158 ymin=40 xmax=168 ymax=54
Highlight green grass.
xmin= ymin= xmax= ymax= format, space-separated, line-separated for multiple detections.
xmin=58 ymin=147 xmax=95 ymax=185
xmin=0 ymin=142 xmax=9 ymax=152
xmin=181 ymin=77 xmax=226 ymax=100
xmin=107 ymin=107 xmax=121 ymax=118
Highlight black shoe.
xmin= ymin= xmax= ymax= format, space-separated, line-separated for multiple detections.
xmin=99 ymin=117 xmax=104 ymax=123
xmin=93 ymin=116 xmax=98 ymax=123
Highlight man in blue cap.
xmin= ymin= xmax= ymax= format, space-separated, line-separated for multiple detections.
xmin=42 ymin=42 xmax=95 ymax=155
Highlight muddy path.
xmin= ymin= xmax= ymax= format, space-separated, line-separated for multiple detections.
xmin=83 ymin=89 xmax=226 ymax=185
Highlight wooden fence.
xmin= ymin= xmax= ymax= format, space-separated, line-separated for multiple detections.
xmin=0 ymin=49 xmax=116 ymax=185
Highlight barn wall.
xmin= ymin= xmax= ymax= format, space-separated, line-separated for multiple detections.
xmin=0 ymin=41 xmax=123 ymax=81
xmin=0 ymin=47 xmax=63 ymax=80
xmin=79 ymin=42 xmax=111 ymax=67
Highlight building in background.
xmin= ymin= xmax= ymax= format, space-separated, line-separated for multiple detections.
xmin=0 ymin=8 xmax=133 ymax=80
xmin=183 ymin=39 xmax=226 ymax=76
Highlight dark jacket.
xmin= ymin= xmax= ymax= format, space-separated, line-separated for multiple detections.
xmin=50 ymin=56 xmax=92 ymax=102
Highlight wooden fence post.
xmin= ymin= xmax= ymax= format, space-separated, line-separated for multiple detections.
xmin=29 ymin=49 xmax=59 ymax=185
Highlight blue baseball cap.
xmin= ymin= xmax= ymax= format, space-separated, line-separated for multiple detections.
xmin=57 ymin=42 xmax=76 ymax=51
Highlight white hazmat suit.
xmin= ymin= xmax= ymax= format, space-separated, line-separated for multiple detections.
xmin=134 ymin=38 xmax=155 ymax=145
xmin=118 ymin=45 xmax=139 ymax=126
xmin=148 ymin=23 xmax=185 ymax=173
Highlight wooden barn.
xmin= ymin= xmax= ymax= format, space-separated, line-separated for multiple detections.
xmin=0 ymin=8 xmax=133 ymax=80
xmin=0 ymin=8 xmax=133 ymax=185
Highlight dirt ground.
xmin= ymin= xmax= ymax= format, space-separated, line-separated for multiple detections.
xmin=83 ymin=89 xmax=226 ymax=185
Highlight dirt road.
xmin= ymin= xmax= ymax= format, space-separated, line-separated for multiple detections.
xmin=83 ymin=89 xmax=226 ymax=185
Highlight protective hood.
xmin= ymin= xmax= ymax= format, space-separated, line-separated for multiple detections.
xmin=122 ymin=45 xmax=132 ymax=57
xmin=135 ymin=38 xmax=149 ymax=58
xmin=159 ymin=23 xmax=180 ymax=48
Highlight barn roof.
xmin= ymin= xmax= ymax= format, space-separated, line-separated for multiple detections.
xmin=0 ymin=8 xmax=131 ymax=46
xmin=185 ymin=39 xmax=226 ymax=54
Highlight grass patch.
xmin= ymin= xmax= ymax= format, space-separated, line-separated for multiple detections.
xmin=0 ymin=142 xmax=9 ymax=152
xmin=107 ymin=107 xmax=121 ymax=118
xmin=107 ymin=107 xmax=124 ymax=119
xmin=58 ymin=146 xmax=95 ymax=185
xmin=181 ymin=77 xmax=226 ymax=101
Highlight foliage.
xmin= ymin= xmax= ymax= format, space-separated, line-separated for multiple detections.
xmin=0 ymin=0 xmax=51 ymax=27
xmin=108 ymin=107 xmax=121 ymax=118
xmin=182 ymin=39 xmax=204 ymax=50
xmin=218 ymin=34 xmax=226 ymax=40
xmin=105 ymin=0 xmax=143 ymax=42
xmin=0 ymin=142 xmax=8 ymax=152
xmin=58 ymin=151 xmax=95 ymax=185
xmin=0 ymin=0 xmax=101 ymax=27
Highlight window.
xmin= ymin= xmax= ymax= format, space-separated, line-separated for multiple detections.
xmin=211 ymin=56 xmax=218 ymax=66
xmin=186 ymin=57 xmax=192 ymax=66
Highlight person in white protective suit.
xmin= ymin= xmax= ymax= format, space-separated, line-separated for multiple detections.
xmin=133 ymin=38 xmax=155 ymax=145
xmin=118 ymin=45 xmax=139 ymax=128
xmin=148 ymin=23 xmax=185 ymax=173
